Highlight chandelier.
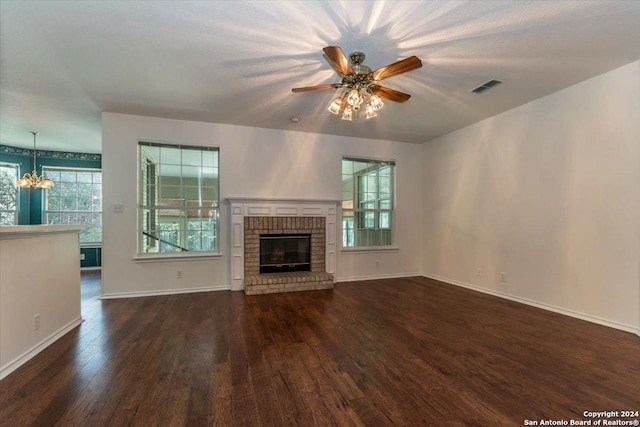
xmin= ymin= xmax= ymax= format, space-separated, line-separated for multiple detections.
xmin=16 ymin=131 xmax=54 ymax=189
xmin=326 ymin=52 xmax=384 ymax=121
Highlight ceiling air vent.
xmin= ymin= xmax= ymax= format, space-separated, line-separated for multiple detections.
xmin=470 ymin=79 xmax=503 ymax=94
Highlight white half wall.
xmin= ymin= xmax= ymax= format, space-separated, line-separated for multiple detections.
xmin=0 ymin=228 xmax=82 ymax=379
xmin=102 ymin=114 xmax=423 ymax=296
xmin=421 ymin=60 xmax=640 ymax=333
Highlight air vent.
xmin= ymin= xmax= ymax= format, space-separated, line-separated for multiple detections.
xmin=470 ymin=79 xmax=503 ymax=94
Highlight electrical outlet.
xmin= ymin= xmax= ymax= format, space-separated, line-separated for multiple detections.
xmin=500 ymin=272 xmax=506 ymax=283
xmin=176 ymin=269 xmax=183 ymax=279
xmin=375 ymin=261 xmax=380 ymax=268
xmin=80 ymin=253 xmax=86 ymax=260
xmin=476 ymin=268 xmax=482 ymax=277
xmin=33 ymin=314 xmax=40 ymax=331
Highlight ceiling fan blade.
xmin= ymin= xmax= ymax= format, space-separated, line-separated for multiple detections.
xmin=371 ymin=86 xmax=412 ymax=103
xmin=291 ymin=84 xmax=339 ymax=93
xmin=371 ymin=56 xmax=422 ymax=81
xmin=323 ymin=46 xmax=354 ymax=76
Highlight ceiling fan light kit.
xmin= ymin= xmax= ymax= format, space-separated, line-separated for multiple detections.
xmin=292 ymin=46 xmax=422 ymax=122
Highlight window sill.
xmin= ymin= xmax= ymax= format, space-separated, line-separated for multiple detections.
xmin=133 ymin=252 xmax=222 ymax=263
xmin=80 ymin=243 xmax=102 ymax=249
xmin=341 ymin=246 xmax=399 ymax=254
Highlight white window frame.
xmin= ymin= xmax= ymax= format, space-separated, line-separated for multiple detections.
xmin=0 ymin=161 xmax=19 ymax=225
xmin=137 ymin=141 xmax=220 ymax=258
xmin=341 ymin=156 xmax=396 ymax=250
xmin=43 ymin=166 xmax=102 ymax=244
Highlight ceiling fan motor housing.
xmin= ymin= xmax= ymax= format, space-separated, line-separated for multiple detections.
xmin=349 ymin=52 xmax=372 ymax=75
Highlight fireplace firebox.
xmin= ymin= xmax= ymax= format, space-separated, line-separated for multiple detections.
xmin=259 ymin=234 xmax=311 ymax=274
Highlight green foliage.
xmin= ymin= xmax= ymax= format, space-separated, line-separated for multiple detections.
xmin=187 ymin=219 xmax=216 ymax=251
xmin=157 ymin=222 xmax=180 ymax=252
xmin=0 ymin=165 xmax=17 ymax=225
xmin=153 ymin=219 xmax=216 ymax=252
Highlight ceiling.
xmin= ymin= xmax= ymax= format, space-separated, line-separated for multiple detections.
xmin=1 ymin=1 xmax=639 ymax=153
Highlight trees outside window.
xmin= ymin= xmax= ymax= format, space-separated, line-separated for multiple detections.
xmin=0 ymin=162 xmax=19 ymax=225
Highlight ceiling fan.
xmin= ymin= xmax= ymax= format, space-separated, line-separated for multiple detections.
xmin=292 ymin=46 xmax=422 ymax=121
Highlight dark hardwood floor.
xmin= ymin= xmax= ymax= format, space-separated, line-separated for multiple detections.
xmin=1 ymin=274 xmax=638 ymax=426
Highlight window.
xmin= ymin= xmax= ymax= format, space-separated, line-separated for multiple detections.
xmin=342 ymin=157 xmax=395 ymax=248
xmin=139 ymin=142 xmax=219 ymax=254
xmin=44 ymin=167 xmax=102 ymax=243
xmin=0 ymin=162 xmax=19 ymax=225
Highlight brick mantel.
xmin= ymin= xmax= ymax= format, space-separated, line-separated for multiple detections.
xmin=227 ymin=198 xmax=340 ymax=291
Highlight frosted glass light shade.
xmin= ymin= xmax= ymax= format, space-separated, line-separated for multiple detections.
xmin=369 ymin=94 xmax=384 ymax=111
xmin=328 ymin=98 xmax=342 ymax=114
xmin=347 ymin=89 xmax=361 ymax=107
xmin=365 ymin=104 xmax=377 ymax=119
xmin=37 ymin=178 xmax=54 ymax=189
xmin=342 ymin=107 xmax=353 ymax=121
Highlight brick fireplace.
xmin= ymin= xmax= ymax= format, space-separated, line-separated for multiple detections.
xmin=227 ymin=198 xmax=339 ymax=294
xmin=244 ymin=217 xmax=325 ymax=275
xmin=243 ymin=216 xmax=332 ymax=294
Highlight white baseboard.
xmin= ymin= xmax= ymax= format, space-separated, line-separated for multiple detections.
xmin=101 ymin=285 xmax=229 ymax=299
xmin=1 ymin=316 xmax=83 ymax=380
xmin=422 ymin=273 xmax=640 ymax=337
xmin=337 ymin=272 xmax=421 ymax=283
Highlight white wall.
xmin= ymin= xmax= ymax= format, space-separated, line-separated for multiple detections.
xmin=0 ymin=229 xmax=82 ymax=379
xmin=102 ymin=113 xmax=423 ymax=297
xmin=421 ymin=61 xmax=640 ymax=333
